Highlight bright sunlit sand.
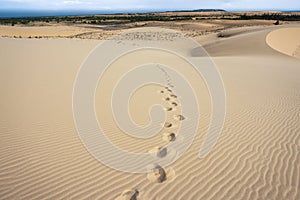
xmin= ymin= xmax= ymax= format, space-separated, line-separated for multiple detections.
xmin=0 ymin=3 xmax=300 ymax=199
xmin=266 ymin=27 xmax=300 ymax=59
xmin=1 ymin=23 xmax=299 ymax=199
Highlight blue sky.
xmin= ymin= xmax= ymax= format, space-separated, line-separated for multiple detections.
xmin=0 ymin=0 xmax=300 ymax=11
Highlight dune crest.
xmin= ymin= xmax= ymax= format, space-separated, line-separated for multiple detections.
xmin=266 ymin=28 xmax=300 ymax=59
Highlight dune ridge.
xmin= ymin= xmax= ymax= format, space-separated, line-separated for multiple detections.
xmin=266 ymin=27 xmax=300 ymax=59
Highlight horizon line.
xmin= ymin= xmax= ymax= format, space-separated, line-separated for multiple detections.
xmin=0 ymin=8 xmax=299 ymax=19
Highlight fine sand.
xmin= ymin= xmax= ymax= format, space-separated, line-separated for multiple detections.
xmin=0 ymin=24 xmax=300 ymax=199
xmin=266 ymin=27 xmax=300 ymax=59
xmin=0 ymin=24 xmax=118 ymax=39
xmin=0 ymin=19 xmax=277 ymax=40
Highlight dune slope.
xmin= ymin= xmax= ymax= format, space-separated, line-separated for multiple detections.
xmin=0 ymin=25 xmax=300 ymax=199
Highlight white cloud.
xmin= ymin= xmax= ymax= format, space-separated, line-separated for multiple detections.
xmin=63 ymin=0 xmax=85 ymax=5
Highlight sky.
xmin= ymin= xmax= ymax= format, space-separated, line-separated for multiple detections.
xmin=0 ymin=0 xmax=300 ymax=11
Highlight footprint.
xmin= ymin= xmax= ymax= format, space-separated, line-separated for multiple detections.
xmin=164 ymin=107 xmax=173 ymax=111
xmin=170 ymin=94 xmax=177 ymax=98
xmin=160 ymin=90 xmax=164 ymax=93
xmin=164 ymin=87 xmax=172 ymax=92
xmin=163 ymin=132 xmax=176 ymax=142
xmin=174 ymin=115 xmax=185 ymax=121
xmin=147 ymin=165 xmax=167 ymax=183
xmin=149 ymin=146 xmax=167 ymax=158
xmin=116 ymin=189 xmax=139 ymax=200
xmin=171 ymin=102 xmax=178 ymax=107
xmin=164 ymin=122 xmax=172 ymax=128
xmin=163 ymin=97 xmax=171 ymax=101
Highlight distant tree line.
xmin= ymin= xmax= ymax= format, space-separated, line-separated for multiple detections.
xmin=0 ymin=14 xmax=194 ymax=25
xmin=238 ymin=13 xmax=300 ymax=21
xmin=167 ymin=9 xmax=226 ymax=12
xmin=0 ymin=13 xmax=299 ymax=26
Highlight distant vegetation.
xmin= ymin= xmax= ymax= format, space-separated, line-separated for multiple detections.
xmin=0 ymin=12 xmax=299 ymax=26
xmin=167 ymin=9 xmax=226 ymax=12
xmin=0 ymin=14 xmax=195 ymax=26
xmin=238 ymin=13 xmax=300 ymax=21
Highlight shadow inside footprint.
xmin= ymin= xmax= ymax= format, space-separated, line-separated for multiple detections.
xmin=164 ymin=122 xmax=172 ymax=128
xmin=163 ymin=132 xmax=176 ymax=142
xmin=147 ymin=165 xmax=167 ymax=183
xmin=164 ymin=87 xmax=172 ymax=92
xmin=149 ymin=146 xmax=167 ymax=158
xmin=164 ymin=107 xmax=173 ymax=111
xmin=116 ymin=189 xmax=139 ymax=200
xmin=171 ymin=102 xmax=178 ymax=106
xmin=174 ymin=115 xmax=185 ymax=121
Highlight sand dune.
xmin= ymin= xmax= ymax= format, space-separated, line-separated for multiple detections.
xmin=0 ymin=24 xmax=300 ymax=199
xmin=266 ymin=27 xmax=300 ymax=59
xmin=0 ymin=25 xmax=118 ymax=39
